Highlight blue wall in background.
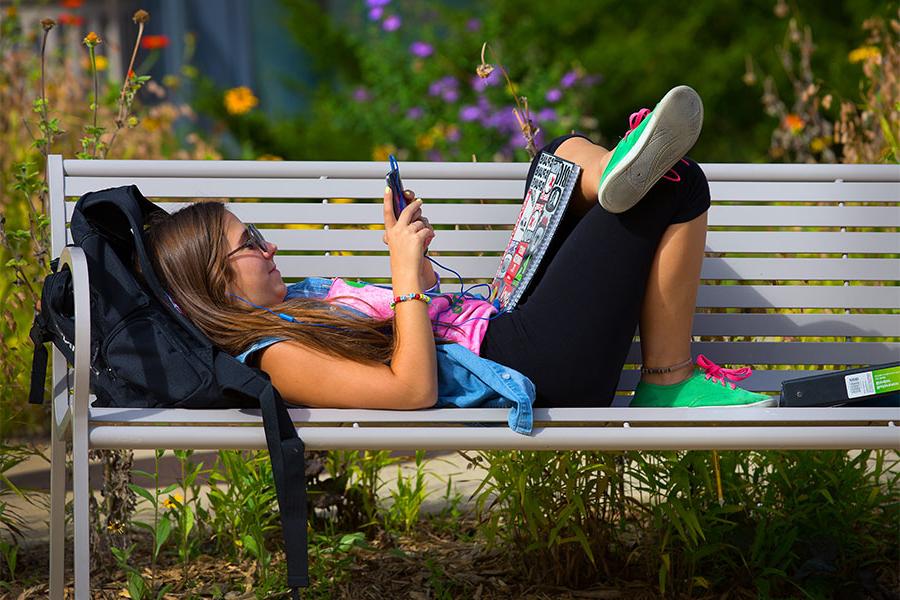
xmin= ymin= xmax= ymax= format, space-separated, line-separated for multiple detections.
xmin=130 ymin=0 xmax=315 ymax=117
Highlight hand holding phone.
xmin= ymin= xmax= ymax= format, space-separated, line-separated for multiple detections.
xmin=385 ymin=154 xmax=407 ymax=220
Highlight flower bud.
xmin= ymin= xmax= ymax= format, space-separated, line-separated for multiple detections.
xmin=83 ymin=31 xmax=102 ymax=47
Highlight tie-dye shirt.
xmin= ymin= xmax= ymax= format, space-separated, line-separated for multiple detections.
xmin=325 ymin=277 xmax=497 ymax=355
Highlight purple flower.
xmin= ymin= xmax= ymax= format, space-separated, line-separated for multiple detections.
xmin=409 ymin=41 xmax=433 ymax=58
xmin=583 ymin=73 xmax=604 ymax=86
xmin=466 ymin=18 xmax=481 ymax=31
xmin=441 ymin=88 xmax=459 ymax=103
xmin=560 ymin=70 xmax=579 ymax=89
xmin=427 ymin=150 xmax=443 ymax=161
xmin=460 ymin=105 xmax=481 ymax=121
xmin=352 ymin=87 xmax=370 ymax=102
xmin=368 ymin=7 xmax=383 ymax=20
xmin=406 ymin=106 xmax=424 ymax=120
xmin=366 ymin=0 xmax=390 ymax=7
xmin=536 ymin=107 xmax=557 ymax=122
xmin=428 ymin=76 xmax=457 ymax=97
xmin=382 ymin=14 xmax=401 ymax=31
xmin=545 ymin=88 xmax=562 ymax=103
xmin=446 ymin=126 xmax=460 ymax=142
xmin=471 ymin=69 xmax=500 ymax=92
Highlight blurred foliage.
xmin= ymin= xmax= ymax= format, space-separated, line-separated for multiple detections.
xmin=0 ymin=7 xmax=219 ymax=437
xmin=192 ymin=0 xmax=895 ymax=164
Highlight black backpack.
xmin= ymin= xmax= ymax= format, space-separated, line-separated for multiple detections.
xmin=29 ymin=185 xmax=308 ymax=597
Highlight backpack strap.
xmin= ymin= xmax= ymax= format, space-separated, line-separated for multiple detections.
xmin=217 ymin=355 xmax=309 ymax=595
xmin=28 ymin=311 xmax=50 ymax=405
xmin=258 ymin=383 xmax=309 ymax=596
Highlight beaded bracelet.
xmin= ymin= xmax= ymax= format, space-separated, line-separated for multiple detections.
xmin=390 ymin=293 xmax=432 ymax=310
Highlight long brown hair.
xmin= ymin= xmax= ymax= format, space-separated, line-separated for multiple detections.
xmin=145 ymin=202 xmax=400 ymax=364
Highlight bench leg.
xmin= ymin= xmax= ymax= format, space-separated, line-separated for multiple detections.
xmin=48 ymin=417 xmax=66 ymax=600
xmin=72 ymin=417 xmax=90 ymax=599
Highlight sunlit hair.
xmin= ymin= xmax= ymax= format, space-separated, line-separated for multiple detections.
xmin=145 ymin=201 xmax=403 ymax=365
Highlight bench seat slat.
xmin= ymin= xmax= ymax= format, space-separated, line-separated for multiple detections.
xmin=88 ymin=424 xmax=900 ymax=451
xmin=87 ymin=406 xmax=900 ymax=424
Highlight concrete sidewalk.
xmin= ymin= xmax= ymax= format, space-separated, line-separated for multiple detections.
xmin=3 ymin=446 xmax=489 ymax=548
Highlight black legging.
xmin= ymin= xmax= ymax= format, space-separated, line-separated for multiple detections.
xmin=480 ymin=134 xmax=711 ymax=407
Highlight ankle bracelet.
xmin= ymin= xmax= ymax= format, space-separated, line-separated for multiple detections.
xmin=641 ymin=358 xmax=693 ymax=375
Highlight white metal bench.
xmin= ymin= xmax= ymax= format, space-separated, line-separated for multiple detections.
xmin=43 ymin=155 xmax=899 ymax=598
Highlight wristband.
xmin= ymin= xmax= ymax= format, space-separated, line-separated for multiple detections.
xmin=390 ymin=293 xmax=431 ymax=310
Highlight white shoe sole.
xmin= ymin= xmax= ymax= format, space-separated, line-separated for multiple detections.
xmin=693 ymin=397 xmax=778 ymax=408
xmin=599 ymin=85 xmax=704 ymax=214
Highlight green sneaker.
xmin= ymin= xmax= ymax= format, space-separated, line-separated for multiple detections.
xmin=598 ymin=85 xmax=704 ymax=214
xmin=631 ymin=355 xmax=777 ymax=408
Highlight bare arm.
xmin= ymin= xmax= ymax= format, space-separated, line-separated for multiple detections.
xmin=259 ymin=188 xmax=438 ymax=409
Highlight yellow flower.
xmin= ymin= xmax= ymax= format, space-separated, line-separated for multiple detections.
xmin=106 ymin=521 xmax=126 ymax=534
xmin=224 ymin=86 xmax=259 ymax=115
xmin=783 ymin=113 xmax=805 ymax=134
xmin=848 ymin=46 xmax=880 ymax=64
xmin=83 ymin=31 xmax=102 ymax=47
xmin=81 ymin=55 xmax=108 ymax=71
xmin=371 ymin=144 xmax=396 ymax=161
xmin=141 ymin=117 xmax=161 ymax=132
xmin=162 ymin=492 xmax=183 ymax=509
xmin=415 ymin=132 xmax=435 ymax=151
xmin=810 ymin=137 xmax=829 ymax=153
xmin=256 ymin=154 xmax=282 ymax=161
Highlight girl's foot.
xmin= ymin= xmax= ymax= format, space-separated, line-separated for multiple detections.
xmin=597 ymin=85 xmax=704 ymax=214
xmin=631 ymin=354 xmax=776 ymax=408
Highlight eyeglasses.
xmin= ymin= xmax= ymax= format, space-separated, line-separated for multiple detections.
xmin=226 ymin=224 xmax=269 ymax=258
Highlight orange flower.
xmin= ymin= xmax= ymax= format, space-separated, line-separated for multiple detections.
xmin=82 ymin=31 xmax=101 ymax=47
xmin=140 ymin=34 xmax=169 ymax=50
xmin=223 ymin=86 xmax=259 ymax=115
xmin=783 ymin=113 xmax=805 ymax=134
xmin=57 ymin=13 xmax=83 ymax=26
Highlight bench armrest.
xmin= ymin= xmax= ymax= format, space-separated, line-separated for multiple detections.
xmin=58 ymin=246 xmax=92 ymax=439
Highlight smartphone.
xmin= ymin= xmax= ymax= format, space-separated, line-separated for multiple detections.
xmin=385 ymin=154 xmax=407 ymax=219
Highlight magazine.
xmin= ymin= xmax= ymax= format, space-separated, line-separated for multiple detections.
xmin=489 ymin=152 xmax=582 ymax=311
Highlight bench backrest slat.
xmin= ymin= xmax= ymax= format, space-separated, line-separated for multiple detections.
xmin=63 ymin=202 xmax=900 ymax=227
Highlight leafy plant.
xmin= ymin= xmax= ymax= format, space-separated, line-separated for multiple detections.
xmin=384 ymin=450 xmax=431 ymax=533
xmin=109 ymin=544 xmax=173 ymax=600
xmin=466 ymin=450 xmax=630 ymax=587
xmin=168 ymin=449 xmax=205 ymax=568
xmin=205 ymin=450 xmax=281 ymax=580
xmin=129 ymin=449 xmax=177 ymax=594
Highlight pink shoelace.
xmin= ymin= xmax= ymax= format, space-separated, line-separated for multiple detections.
xmin=695 ymin=354 xmax=753 ymax=390
xmin=624 ymin=108 xmax=690 ymax=182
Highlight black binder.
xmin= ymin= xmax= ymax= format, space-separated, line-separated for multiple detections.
xmin=780 ymin=362 xmax=900 ymax=407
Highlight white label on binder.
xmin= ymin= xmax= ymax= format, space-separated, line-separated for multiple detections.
xmin=845 ymin=371 xmax=876 ymax=399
